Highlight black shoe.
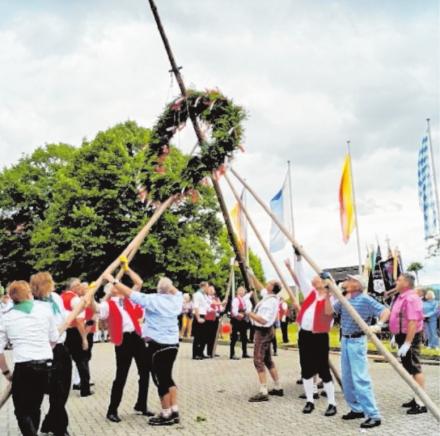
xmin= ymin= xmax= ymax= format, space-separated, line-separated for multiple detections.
xmin=106 ymin=413 xmax=121 ymax=423
xmin=299 ymin=393 xmax=319 ymax=400
xmin=296 ymin=379 xmax=303 ymax=385
xmin=303 ymin=402 xmax=315 ymax=414
xmin=242 ymin=354 xmax=251 ymax=359
xmin=273 ymin=352 xmax=278 ymax=356
xmin=317 ymin=382 xmax=324 ymax=389
xmin=321 ymin=391 xmax=327 ymax=398
xmin=134 ymin=405 xmax=155 ymax=417
xmin=170 ymin=411 xmax=180 ymax=424
xmin=360 ymin=418 xmax=381 ymax=429
xmin=81 ymin=391 xmax=94 ymax=397
xmin=248 ymin=392 xmax=269 ymax=402
xmin=230 ymin=356 xmax=240 ymax=360
xmin=407 ymin=404 xmax=427 ymax=415
xmin=193 ymin=356 xmax=204 ymax=360
xmin=148 ymin=414 xmax=175 ymax=426
xmin=325 ymin=405 xmax=337 ymax=417
xmin=342 ymin=411 xmax=365 ymax=420
xmin=402 ymin=398 xmax=416 ymax=408
xmin=268 ymin=389 xmax=284 ymax=397
xmin=72 ymin=384 xmax=81 ymax=391
xmin=40 ymin=422 xmax=53 ymax=434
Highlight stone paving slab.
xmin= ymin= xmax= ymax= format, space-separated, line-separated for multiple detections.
xmin=0 ymin=342 xmax=439 ymax=435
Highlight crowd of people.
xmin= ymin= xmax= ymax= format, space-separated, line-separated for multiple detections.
xmin=0 ymin=255 xmax=438 ymax=435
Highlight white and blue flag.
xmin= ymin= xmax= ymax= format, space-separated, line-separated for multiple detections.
xmin=269 ymin=176 xmax=291 ymax=252
xmin=418 ymin=135 xmax=439 ymax=239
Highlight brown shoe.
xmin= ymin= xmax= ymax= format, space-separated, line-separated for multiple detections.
xmin=248 ymin=392 xmax=269 ymax=402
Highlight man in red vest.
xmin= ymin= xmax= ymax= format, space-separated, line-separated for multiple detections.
xmin=62 ymin=278 xmax=93 ymax=397
xmin=95 ymin=264 xmax=151 ymax=423
xmin=286 ymin=258 xmax=337 ymax=417
xmin=230 ymin=286 xmax=251 ymax=360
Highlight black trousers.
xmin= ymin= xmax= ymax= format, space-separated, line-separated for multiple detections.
xmin=192 ymin=317 xmax=207 ymax=358
xmin=147 ymin=340 xmax=179 ymax=398
xmin=12 ymin=360 xmax=52 ymax=436
xmin=230 ymin=318 xmax=248 ymax=357
xmin=281 ymin=321 xmax=289 ymax=343
xmin=249 ymin=323 xmax=255 ymax=342
xmin=206 ymin=319 xmax=219 ymax=357
xmin=41 ymin=344 xmax=72 ymax=435
xmin=298 ymin=329 xmax=332 ymax=382
xmin=272 ymin=330 xmax=278 ymax=354
xmin=65 ymin=328 xmax=91 ymax=395
xmin=108 ymin=332 xmax=150 ymax=414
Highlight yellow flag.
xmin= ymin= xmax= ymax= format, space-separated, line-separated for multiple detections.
xmin=230 ymin=201 xmax=246 ymax=254
xmin=339 ymin=154 xmax=356 ymax=243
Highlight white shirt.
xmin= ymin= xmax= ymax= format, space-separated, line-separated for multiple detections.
xmin=192 ymin=290 xmax=210 ymax=316
xmin=231 ymin=296 xmax=252 ymax=318
xmin=0 ymin=302 xmax=59 ymax=363
xmin=35 ymin=293 xmax=67 ymax=344
xmin=279 ymin=301 xmax=289 ymax=322
xmin=253 ymin=294 xmax=279 ymax=327
xmin=295 ymin=258 xmax=313 ymax=298
xmin=99 ymin=297 xmax=136 ymax=333
xmin=300 ymin=299 xmax=317 ymax=331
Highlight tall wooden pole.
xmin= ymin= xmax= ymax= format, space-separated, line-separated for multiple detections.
xmin=230 ymin=166 xmax=440 ymax=421
xmin=147 ymin=0 xmax=252 ymax=292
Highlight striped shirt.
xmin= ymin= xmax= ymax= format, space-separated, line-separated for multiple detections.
xmin=333 ymin=293 xmax=385 ymax=336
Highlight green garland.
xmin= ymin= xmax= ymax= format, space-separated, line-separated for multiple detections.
xmin=143 ymin=89 xmax=246 ymax=201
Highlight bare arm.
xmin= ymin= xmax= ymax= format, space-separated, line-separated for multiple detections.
xmin=405 ymin=320 xmax=417 ymax=344
xmin=248 ymin=312 xmax=267 ymax=325
xmin=125 ymin=267 xmax=143 ymax=291
xmin=0 ymin=354 xmax=11 ymax=381
xmin=103 ymin=273 xmax=133 ymax=298
xmin=324 ymin=293 xmax=334 ymax=315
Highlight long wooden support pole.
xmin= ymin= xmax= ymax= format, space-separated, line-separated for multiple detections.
xmin=147 ymin=0 xmax=252 ymax=293
xmin=230 ymin=167 xmax=440 ymax=420
xmin=60 ymin=195 xmax=176 ymax=333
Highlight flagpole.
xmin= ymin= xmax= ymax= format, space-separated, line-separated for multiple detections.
xmin=287 ymin=161 xmax=295 ymax=239
xmin=346 ymin=140 xmax=363 ymax=274
xmin=426 ymin=118 xmax=440 ymax=233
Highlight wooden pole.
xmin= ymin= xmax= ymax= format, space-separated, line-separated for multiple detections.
xmin=60 ymin=195 xmax=176 ymax=332
xmin=230 ymin=166 xmax=440 ymax=421
xmin=147 ymin=0 xmax=252 ymax=293
xmin=224 ymin=174 xmax=298 ymax=307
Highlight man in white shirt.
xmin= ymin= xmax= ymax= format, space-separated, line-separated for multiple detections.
xmin=0 ymin=280 xmax=59 ymax=436
xmin=192 ymin=282 xmax=211 ymax=360
xmin=247 ymin=280 xmax=283 ymax=402
xmin=30 ymin=272 xmax=73 ymax=436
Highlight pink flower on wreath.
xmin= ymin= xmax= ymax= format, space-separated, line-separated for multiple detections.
xmin=171 ymin=97 xmax=185 ymax=111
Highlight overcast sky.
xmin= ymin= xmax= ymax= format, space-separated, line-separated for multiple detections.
xmin=0 ymin=0 xmax=439 ymax=282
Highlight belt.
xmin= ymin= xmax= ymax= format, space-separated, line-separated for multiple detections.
xmin=16 ymin=359 xmax=52 ymax=367
xmin=343 ymin=332 xmax=365 ymax=339
xmin=255 ymin=326 xmax=272 ymax=332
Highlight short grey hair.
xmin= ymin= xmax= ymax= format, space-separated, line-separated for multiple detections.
xmin=401 ymin=273 xmax=415 ymax=289
xmin=157 ymin=277 xmax=174 ymax=294
xmin=67 ymin=278 xmax=81 ymax=290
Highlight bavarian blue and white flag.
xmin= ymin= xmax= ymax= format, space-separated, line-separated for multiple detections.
xmin=269 ymin=176 xmax=291 ymax=252
xmin=418 ymin=135 xmax=439 ymax=239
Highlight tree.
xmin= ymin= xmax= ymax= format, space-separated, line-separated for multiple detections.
xmin=407 ymin=261 xmax=423 ymax=284
xmin=0 ymin=143 xmax=76 ymax=283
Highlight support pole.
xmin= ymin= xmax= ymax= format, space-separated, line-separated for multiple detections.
xmin=61 ymin=195 xmax=177 ymax=332
xmin=230 ymin=166 xmax=440 ymax=421
xmin=147 ymin=0 xmax=252 ymax=293
xmin=224 ymin=174 xmax=297 ymax=307
xmin=427 ymin=118 xmax=440 ymax=233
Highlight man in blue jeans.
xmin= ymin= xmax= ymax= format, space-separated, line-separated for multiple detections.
xmin=329 ymin=275 xmax=390 ymax=429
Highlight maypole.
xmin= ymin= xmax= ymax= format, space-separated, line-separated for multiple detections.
xmin=147 ymin=0 xmax=252 ymax=293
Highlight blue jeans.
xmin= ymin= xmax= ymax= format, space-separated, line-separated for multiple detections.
xmin=341 ymin=336 xmax=380 ymax=419
xmin=425 ymin=317 xmax=439 ymax=348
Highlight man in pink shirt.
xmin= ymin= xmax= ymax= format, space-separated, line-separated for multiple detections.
xmin=389 ymin=273 xmax=426 ymax=415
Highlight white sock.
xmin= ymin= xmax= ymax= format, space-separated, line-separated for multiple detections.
xmin=324 ymin=381 xmax=336 ymax=406
xmin=162 ymin=408 xmax=171 ymax=418
xmin=171 ymin=405 xmax=179 ymax=413
xmin=259 ymin=384 xmax=268 ymax=395
xmin=274 ymin=381 xmax=281 ymax=390
xmin=414 ymin=397 xmax=424 ymax=407
xmin=303 ymin=378 xmax=314 ymax=403
xmin=313 ymin=383 xmax=318 ymax=394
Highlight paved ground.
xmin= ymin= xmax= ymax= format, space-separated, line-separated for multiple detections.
xmin=0 ymin=342 xmax=439 ymax=435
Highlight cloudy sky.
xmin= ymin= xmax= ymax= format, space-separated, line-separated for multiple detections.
xmin=1 ymin=0 xmax=439 ymax=282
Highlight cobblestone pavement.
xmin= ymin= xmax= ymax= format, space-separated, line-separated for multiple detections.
xmin=1 ymin=342 xmax=439 ymax=435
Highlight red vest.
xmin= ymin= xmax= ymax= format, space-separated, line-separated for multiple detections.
xmin=296 ymin=290 xmax=333 ymax=333
xmin=107 ymin=298 xmax=142 ymax=346
xmin=61 ymin=290 xmax=77 ymax=311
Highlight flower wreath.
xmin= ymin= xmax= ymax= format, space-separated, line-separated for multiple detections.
xmin=142 ymin=89 xmax=246 ymax=201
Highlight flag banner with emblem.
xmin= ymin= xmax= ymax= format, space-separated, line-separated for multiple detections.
xmin=229 ymin=189 xmax=247 ymax=255
xmin=339 ymin=154 xmax=356 ymax=244
xmin=269 ymin=175 xmax=291 ymax=252
xmin=418 ymin=135 xmax=439 ymax=239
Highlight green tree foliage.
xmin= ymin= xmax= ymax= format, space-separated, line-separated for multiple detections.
xmin=0 ymin=143 xmax=76 ymax=282
xmin=0 ymin=121 xmax=263 ymax=295
xmin=407 ymin=261 xmax=423 ymax=284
